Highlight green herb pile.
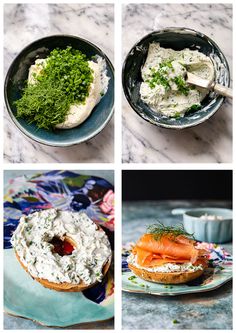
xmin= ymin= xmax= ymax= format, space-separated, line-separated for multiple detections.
xmin=15 ymin=47 xmax=93 ymax=130
xmin=172 ymin=75 xmax=189 ymax=96
xmin=147 ymin=60 xmax=190 ymax=96
xmin=148 ymin=67 xmax=171 ymax=90
xmin=147 ymin=222 xmax=195 ymax=241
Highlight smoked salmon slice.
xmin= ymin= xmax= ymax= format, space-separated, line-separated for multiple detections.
xmin=133 ymin=233 xmax=207 ymax=267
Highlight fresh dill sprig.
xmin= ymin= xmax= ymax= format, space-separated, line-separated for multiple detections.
xmin=147 ymin=221 xmax=195 ymax=241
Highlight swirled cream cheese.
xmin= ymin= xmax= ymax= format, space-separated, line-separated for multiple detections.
xmin=140 ymin=43 xmax=215 ymax=117
xmin=11 ymin=209 xmax=112 ymax=285
xmin=28 ymin=56 xmax=109 ymax=129
xmin=127 ymin=253 xmax=203 ymax=273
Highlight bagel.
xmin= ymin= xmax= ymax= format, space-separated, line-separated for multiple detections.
xmin=128 ymin=262 xmax=204 ymax=284
xmin=11 ymin=209 xmax=112 ymax=292
xmin=127 ymin=223 xmax=209 ymax=285
xmin=15 ymin=251 xmax=111 ymax=292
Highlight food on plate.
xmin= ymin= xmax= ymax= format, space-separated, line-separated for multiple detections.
xmin=11 ymin=208 xmax=112 ymax=292
xmin=127 ymin=223 xmax=208 ymax=284
xmin=15 ymin=46 xmax=109 ymax=130
xmin=140 ymin=43 xmax=215 ymax=118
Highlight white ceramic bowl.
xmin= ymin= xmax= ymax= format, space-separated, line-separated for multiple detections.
xmin=172 ymin=207 xmax=232 ymax=243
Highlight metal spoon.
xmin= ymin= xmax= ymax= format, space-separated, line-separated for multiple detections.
xmin=186 ymin=72 xmax=232 ymax=99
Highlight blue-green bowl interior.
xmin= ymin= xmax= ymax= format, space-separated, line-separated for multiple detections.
xmin=122 ymin=28 xmax=230 ymax=129
xmin=5 ymin=35 xmax=114 ymax=146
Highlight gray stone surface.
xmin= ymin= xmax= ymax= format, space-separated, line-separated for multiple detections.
xmin=122 ymin=201 xmax=232 ymax=330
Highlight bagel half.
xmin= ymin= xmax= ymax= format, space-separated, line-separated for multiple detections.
xmin=128 ymin=262 xmax=204 ymax=284
xmin=15 ymin=251 xmax=111 ymax=292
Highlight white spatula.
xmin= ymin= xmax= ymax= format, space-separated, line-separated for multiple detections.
xmin=186 ymin=72 xmax=232 ymax=99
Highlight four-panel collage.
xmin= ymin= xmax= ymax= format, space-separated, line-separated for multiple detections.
xmin=3 ymin=0 xmax=233 ymax=331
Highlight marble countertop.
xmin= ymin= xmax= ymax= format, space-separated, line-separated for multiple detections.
xmin=122 ymin=4 xmax=232 ymax=163
xmin=4 ymin=4 xmax=114 ymax=163
xmin=122 ymin=200 xmax=232 ymax=330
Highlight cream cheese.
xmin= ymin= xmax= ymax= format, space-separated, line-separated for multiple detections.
xmin=28 ymin=55 xmax=109 ymax=129
xmin=11 ymin=209 xmax=112 ymax=285
xmin=127 ymin=253 xmax=203 ymax=273
xmin=200 ymin=213 xmax=223 ymax=221
xmin=140 ymin=43 xmax=215 ymax=117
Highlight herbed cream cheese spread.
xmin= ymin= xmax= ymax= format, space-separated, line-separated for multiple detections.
xmin=127 ymin=253 xmax=203 ymax=273
xmin=11 ymin=209 xmax=112 ymax=285
xmin=199 ymin=213 xmax=223 ymax=221
xmin=28 ymin=56 xmax=109 ymax=129
xmin=140 ymin=43 xmax=215 ymax=117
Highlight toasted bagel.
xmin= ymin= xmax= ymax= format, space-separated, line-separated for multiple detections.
xmin=128 ymin=262 xmax=204 ymax=284
xmin=11 ymin=209 xmax=112 ymax=292
xmin=15 ymin=251 xmax=111 ymax=292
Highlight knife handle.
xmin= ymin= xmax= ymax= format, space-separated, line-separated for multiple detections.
xmin=213 ymin=83 xmax=233 ymax=98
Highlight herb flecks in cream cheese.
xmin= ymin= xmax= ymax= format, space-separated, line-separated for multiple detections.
xmin=11 ymin=209 xmax=111 ymax=285
xmin=140 ymin=43 xmax=215 ymax=117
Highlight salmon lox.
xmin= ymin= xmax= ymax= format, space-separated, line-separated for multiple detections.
xmin=133 ymin=233 xmax=207 ymax=267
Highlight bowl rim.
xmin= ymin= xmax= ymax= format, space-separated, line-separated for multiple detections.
xmin=4 ymin=34 xmax=114 ymax=147
xmin=122 ymin=27 xmax=230 ymax=130
xmin=183 ymin=207 xmax=232 ymax=220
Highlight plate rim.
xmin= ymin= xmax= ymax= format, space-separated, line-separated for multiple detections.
xmin=4 ymin=310 xmax=114 ymax=328
xmin=122 ymin=273 xmax=232 ymax=296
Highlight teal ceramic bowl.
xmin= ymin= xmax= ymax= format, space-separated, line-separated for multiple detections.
xmin=174 ymin=207 xmax=232 ymax=243
xmin=122 ymin=27 xmax=230 ymax=129
xmin=4 ymin=35 xmax=114 ymax=146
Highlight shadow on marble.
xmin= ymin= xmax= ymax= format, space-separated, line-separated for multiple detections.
xmin=4 ymin=111 xmax=114 ymax=163
xmin=123 ymin=96 xmax=232 ymax=163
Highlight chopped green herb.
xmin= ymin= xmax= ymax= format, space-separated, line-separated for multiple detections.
xmin=173 ymin=319 xmax=180 ymax=324
xmin=159 ymin=60 xmax=173 ymax=69
xmin=173 ymin=112 xmax=181 ymax=118
xmin=128 ymin=275 xmax=137 ymax=281
xmin=15 ymin=47 xmax=93 ymax=130
xmin=148 ymin=68 xmax=170 ymax=91
xmin=172 ymin=75 xmax=190 ymax=96
xmin=189 ymin=104 xmax=201 ymax=112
